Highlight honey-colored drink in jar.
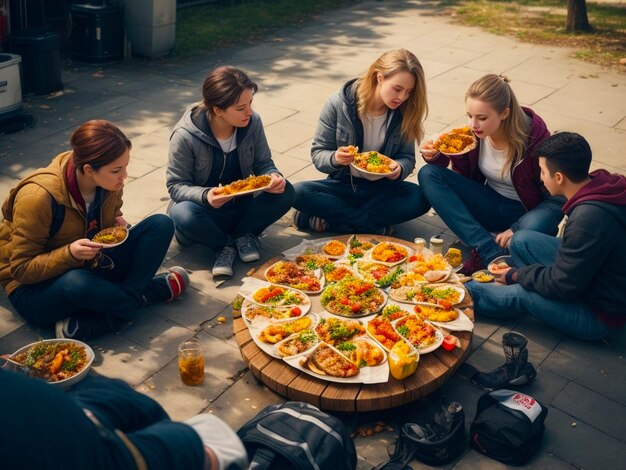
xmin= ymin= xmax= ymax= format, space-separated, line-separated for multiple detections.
xmin=178 ymin=338 xmax=204 ymax=385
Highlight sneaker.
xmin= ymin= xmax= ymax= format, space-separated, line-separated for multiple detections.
xmin=212 ymin=246 xmax=237 ymax=277
xmin=293 ymin=210 xmax=327 ymax=232
xmin=144 ymin=266 xmax=190 ymax=304
xmin=55 ymin=314 xmax=122 ymax=341
xmin=471 ymin=362 xmax=537 ymax=391
xmin=459 ymin=248 xmax=485 ymax=275
xmin=234 ymin=234 xmax=260 ymax=263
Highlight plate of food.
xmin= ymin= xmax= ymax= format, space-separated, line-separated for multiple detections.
xmin=366 ymin=304 xmax=412 ymax=351
xmin=320 ymin=239 xmax=347 ymax=259
xmin=294 ymin=254 xmax=335 ymax=271
xmin=472 ymin=270 xmax=494 ymax=283
xmin=275 ymin=330 xmax=321 ymax=358
xmin=408 ymin=253 xmax=452 ymax=275
xmin=284 ymin=340 xmax=389 ymax=384
xmin=320 ymin=277 xmax=387 ymax=318
xmin=369 ymin=241 xmax=412 ymax=265
xmin=213 ymin=174 xmax=272 ymax=200
xmin=265 ymin=260 xmax=325 ymax=294
xmin=433 ymin=126 xmax=477 ymax=156
xmin=245 ymin=284 xmax=311 ymax=309
xmin=249 ymin=313 xmax=318 ymax=358
xmin=3 ymin=339 xmax=95 ymax=388
xmin=323 ymin=263 xmax=355 ymax=284
xmin=314 ymin=314 xmax=367 ymax=347
xmin=346 ymin=235 xmax=376 ymax=260
xmin=241 ymin=300 xmax=309 ymax=324
xmin=412 ymin=303 xmax=474 ymax=331
xmin=355 ymin=261 xmax=404 ymax=288
xmin=392 ymin=314 xmax=444 ymax=354
xmin=350 ymin=151 xmax=395 ymax=181
xmin=390 ymin=284 xmax=465 ymax=308
xmin=91 ymin=226 xmax=128 ymax=248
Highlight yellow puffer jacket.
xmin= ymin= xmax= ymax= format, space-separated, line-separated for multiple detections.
xmin=0 ymin=152 xmax=123 ymax=295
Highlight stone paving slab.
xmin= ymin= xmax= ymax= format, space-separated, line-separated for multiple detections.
xmin=1 ymin=1 xmax=625 ymax=468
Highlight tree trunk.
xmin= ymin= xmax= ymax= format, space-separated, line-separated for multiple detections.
xmin=567 ymin=0 xmax=592 ymax=32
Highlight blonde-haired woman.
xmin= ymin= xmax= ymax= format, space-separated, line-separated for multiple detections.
xmin=293 ymin=48 xmax=430 ymax=234
xmin=418 ymin=74 xmax=564 ymax=274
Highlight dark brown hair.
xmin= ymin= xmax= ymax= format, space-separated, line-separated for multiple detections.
xmin=71 ymin=120 xmax=131 ymax=173
xmin=201 ymin=66 xmax=258 ymax=117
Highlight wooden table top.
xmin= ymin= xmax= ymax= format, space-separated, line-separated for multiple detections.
xmin=233 ymin=235 xmax=473 ymax=412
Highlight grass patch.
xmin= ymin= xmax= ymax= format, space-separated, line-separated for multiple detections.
xmin=442 ymin=0 xmax=626 ymax=69
xmin=175 ymin=0 xmax=361 ymax=57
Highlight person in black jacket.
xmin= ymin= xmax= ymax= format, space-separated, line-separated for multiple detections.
xmin=466 ymin=132 xmax=626 ymax=340
xmin=0 ymin=369 xmax=247 ymax=470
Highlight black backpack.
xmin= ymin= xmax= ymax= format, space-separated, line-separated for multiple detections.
xmin=237 ymin=401 xmax=357 ymax=470
xmin=470 ymin=389 xmax=548 ymax=466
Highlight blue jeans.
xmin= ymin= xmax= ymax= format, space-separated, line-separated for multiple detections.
xmin=293 ymin=178 xmax=430 ymax=233
xmin=418 ymin=164 xmax=564 ymax=263
xmin=9 ymin=214 xmax=174 ymax=326
xmin=466 ymin=230 xmax=612 ymax=340
xmin=169 ymin=182 xmax=294 ymax=251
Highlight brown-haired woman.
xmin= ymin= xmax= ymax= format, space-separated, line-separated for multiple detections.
xmin=292 ymin=48 xmax=431 ymax=234
xmin=0 ymin=120 xmax=189 ymax=341
xmin=167 ymin=66 xmax=294 ymax=278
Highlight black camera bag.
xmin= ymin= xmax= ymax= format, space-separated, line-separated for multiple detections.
xmin=470 ymin=389 xmax=548 ymax=465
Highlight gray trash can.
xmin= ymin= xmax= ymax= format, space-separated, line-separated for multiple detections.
xmin=0 ymin=53 xmax=22 ymax=115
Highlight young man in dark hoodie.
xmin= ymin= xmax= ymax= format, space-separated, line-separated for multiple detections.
xmin=466 ymin=132 xmax=626 ymax=340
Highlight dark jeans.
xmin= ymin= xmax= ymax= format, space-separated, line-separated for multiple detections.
xmin=466 ymin=230 xmax=612 ymax=340
xmin=418 ymin=164 xmax=564 ymax=262
xmin=168 ymin=182 xmax=295 ymax=251
xmin=0 ymin=369 xmax=204 ymax=470
xmin=292 ymin=178 xmax=430 ymax=233
xmin=9 ymin=214 xmax=174 ymax=326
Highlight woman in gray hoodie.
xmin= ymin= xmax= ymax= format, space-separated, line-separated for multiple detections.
xmin=292 ymin=48 xmax=430 ymax=234
xmin=166 ymin=67 xmax=294 ymax=277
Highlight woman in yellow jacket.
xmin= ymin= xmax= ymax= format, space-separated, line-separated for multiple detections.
xmin=0 ymin=120 xmax=188 ymax=341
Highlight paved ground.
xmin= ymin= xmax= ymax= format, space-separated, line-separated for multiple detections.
xmin=1 ymin=1 xmax=625 ymax=468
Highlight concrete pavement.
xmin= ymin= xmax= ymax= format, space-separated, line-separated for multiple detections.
xmin=1 ymin=1 xmax=625 ymax=468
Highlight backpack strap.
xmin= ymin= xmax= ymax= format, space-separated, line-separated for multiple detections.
xmin=249 ymin=447 xmax=276 ymax=470
xmin=49 ymin=197 xmax=65 ymax=238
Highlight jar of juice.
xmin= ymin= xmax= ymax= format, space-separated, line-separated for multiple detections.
xmin=388 ymin=340 xmax=419 ymax=380
xmin=445 ymin=247 xmax=463 ymax=268
xmin=178 ymin=338 xmax=204 ymax=385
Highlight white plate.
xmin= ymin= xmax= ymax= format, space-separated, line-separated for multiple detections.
xmin=241 ymin=299 xmax=310 ymax=325
xmin=400 ymin=284 xmax=465 ymax=306
xmin=5 ymin=339 xmax=95 ymax=388
xmin=392 ymin=314 xmax=444 ymax=354
xmin=212 ymin=178 xmax=272 ymax=201
xmin=349 ymin=163 xmax=389 ymax=181
xmin=264 ymin=260 xmax=325 ymax=294
xmin=367 ymin=241 xmax=413 ymax=266
xmin=417 ymin=305 xmax=474 ymax=332
xmin=274 ymin=331 xmax=321 ymax=358
xmin=283 ymin=340 xmax=389 ymax=384
xmin=238 ymin=282 xmax=312 ymax=309
xmin=248 ymin=313 xmax=318 ymax=359
xmin=91 ymin=226 xmax=129 ymax=248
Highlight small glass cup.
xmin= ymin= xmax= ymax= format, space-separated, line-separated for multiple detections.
xmin=178 ymin=338 xmax=204 ymax=386
xmin=413 ymin=237 xmax=426 ymax=253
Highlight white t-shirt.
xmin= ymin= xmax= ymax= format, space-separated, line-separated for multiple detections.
xmin=362 ymin=112 xmax=389 ymax=152
xmin=478 ymin=137 xmax=520 ymax=201
xmin=217 ymin=129 xmax=237 ymax=154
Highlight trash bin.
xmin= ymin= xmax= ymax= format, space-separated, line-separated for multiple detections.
xmin=0 ymin=53 xmax=22 ymax=115
xmin=70 ymin=3 xmax=123 ymax=63
xmin=9 ymin=29 xmax=62 ymax=96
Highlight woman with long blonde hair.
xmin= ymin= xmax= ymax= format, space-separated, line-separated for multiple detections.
xmin=293 ymin=48 xmax=430 ymax=234
xmin=419 ymin=74 xmax=564 ymax=274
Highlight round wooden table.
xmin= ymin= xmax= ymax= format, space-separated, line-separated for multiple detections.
xmin=233 ymin=235 xmax=473 ymax=412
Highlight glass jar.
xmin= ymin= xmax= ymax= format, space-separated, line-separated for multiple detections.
xmin=178 ymin=338 xmax=204 ymax=386
xmin=388 ymin=340 xmax=419 ymax=380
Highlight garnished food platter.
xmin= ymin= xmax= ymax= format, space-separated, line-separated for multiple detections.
xmin=234 ymin=235 xmax=474 ymax=412
xmin=213 ymin=174 xmax=272 ymax=200
xmin=92 ymin=226 xmax=128 ymax=248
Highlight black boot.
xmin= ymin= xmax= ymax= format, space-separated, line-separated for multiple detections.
xmin=471 ymin=332 xmax=537 ymax=391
